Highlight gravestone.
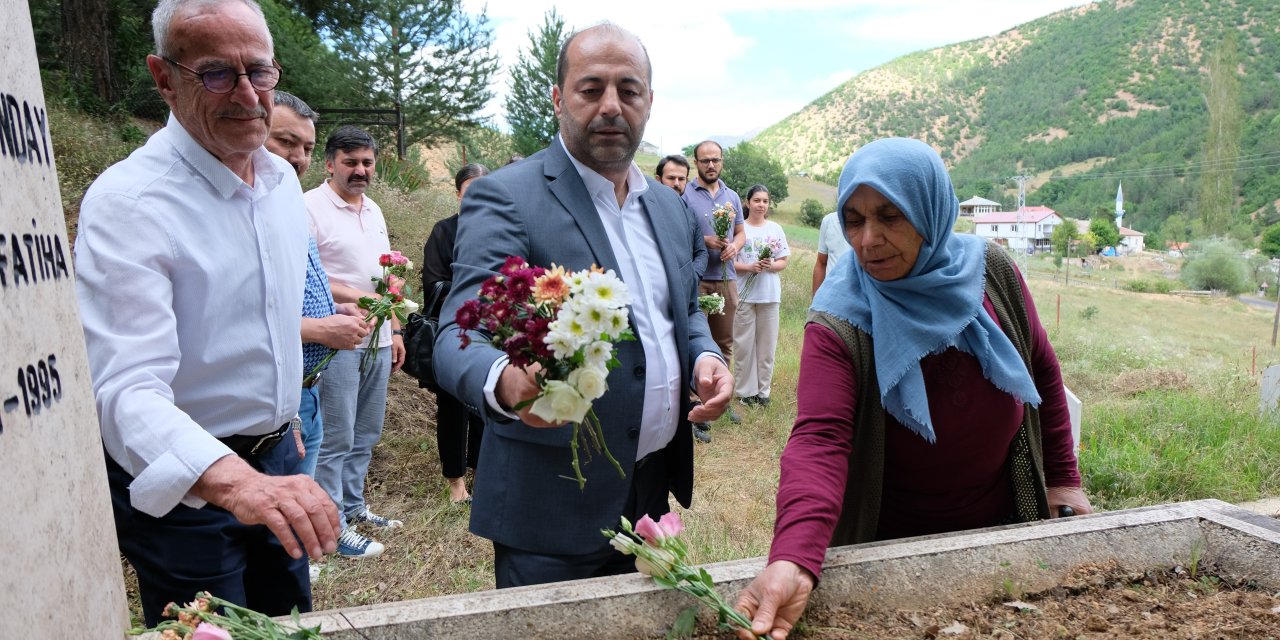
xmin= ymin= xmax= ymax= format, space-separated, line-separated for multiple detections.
xmin=1063 ymin=385 xmax=1082 ymax=453
xmin=0 ymin=2 xmax=129 ymax=636
xmin=1261 ymin=364 xmax=1280 ymax=417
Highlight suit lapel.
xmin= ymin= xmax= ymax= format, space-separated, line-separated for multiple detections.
xmin=544 ymin=142 xmax=621 ymax=274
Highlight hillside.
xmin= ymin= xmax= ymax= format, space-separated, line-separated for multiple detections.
xmin=753 ymin=0 xmax=1280 ymax=238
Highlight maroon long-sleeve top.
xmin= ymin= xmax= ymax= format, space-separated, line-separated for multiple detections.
xmin=770 ymin=273 xmax=1079 ymax=580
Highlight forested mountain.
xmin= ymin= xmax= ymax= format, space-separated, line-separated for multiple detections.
xmin=753 ymin=0 xmax=1280 ymax=243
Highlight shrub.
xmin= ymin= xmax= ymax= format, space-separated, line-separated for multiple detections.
xmin=799 ymin=198 xmax=825 ymax=228
xmin=377 ymin=148 xmax=430 ymax=193
xmin=1181 ymin=238 xmax=1250 ymax=294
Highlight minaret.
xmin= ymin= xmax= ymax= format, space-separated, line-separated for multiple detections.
xmin=1115 ymin=181 xmax=1125 ymax=228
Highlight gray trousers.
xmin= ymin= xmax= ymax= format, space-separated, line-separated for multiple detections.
xmin=315 ymin=346 xmax=390 ymax=528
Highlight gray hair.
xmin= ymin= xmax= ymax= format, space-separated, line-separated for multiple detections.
xmin=274 ymin=91 xmax=319 ymax=123
xmin=152 ymin=0 xmax=271 ymax=58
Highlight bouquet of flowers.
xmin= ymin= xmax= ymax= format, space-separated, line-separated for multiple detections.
xmin=603 ymin=513 xmax=765 ymax=639
xmin=129 ymin=592 xmax=321 ymax=639
xmin=304 ymin=251 xmax=419 ymax=384
xmin=707 ymin=202 xmax=736 ymax=280
xmin=456 ymin=256 xmax=634 ymax=489
xmin=697 ymin=292 xmax=725 ymax=316
xmin=738 ymin=236 xmax=784 ymax=299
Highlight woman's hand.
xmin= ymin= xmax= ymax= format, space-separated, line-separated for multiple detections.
xmin=1047 ymin=486 xmax=1093 ymax=516
xmin=734 ymin=560 xmax=815 ymax=640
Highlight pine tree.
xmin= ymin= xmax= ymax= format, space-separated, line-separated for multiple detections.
xmin=326 ymin=0 xmax=499 ymax=147
xmin=506 ymin=10 xmax=566 ymax=157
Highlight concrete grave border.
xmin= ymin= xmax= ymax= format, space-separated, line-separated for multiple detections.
xmin=296 ymin=499 xmax=1280 ymax=639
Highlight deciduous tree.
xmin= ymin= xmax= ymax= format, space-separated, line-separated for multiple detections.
xmin=721 ymin=141 xmax=789 ymax=204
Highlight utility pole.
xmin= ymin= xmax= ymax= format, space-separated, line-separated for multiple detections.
xmin=1011 ymin=174 xmax=1032 ymax=271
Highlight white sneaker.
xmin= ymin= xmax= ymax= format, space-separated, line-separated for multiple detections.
xmin=336 ymin=528 xmax=385 ymax=558
xmin=352 ymin=507 xmax=403 ymax=529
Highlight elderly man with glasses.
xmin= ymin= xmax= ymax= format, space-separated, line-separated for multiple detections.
xmin=74 ymin=0 xmax=339 ymax=625
xmin=682 ymin=140 xmax=747 ymax=433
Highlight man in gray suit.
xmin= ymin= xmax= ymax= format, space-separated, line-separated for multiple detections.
xmin=434 ymin=23 xmax=733 ymax=588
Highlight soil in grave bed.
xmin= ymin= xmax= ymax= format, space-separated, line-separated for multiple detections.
xmin=691 ymin=561 xmax=1280 ymax=639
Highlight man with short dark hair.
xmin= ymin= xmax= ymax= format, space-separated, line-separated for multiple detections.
xmin=265 ymin=93 xmax=370 ymax=482
xmin=683 ymin=140 xmax=745 ymax=424
xmin=306 ymin=125 xmax=405 ymax=558
xmin=75 ymin=0 xmax=339 ymax=624
xmin=656 ymin=154 xmax=690 ymax=195
xmin=435 ymin=22 xmax=733 ymax=588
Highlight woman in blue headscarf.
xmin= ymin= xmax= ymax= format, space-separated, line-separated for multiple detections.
xmin=734 ymin=139 xmax=1090 ymax=640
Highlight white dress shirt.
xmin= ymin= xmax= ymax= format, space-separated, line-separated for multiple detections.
xmin=75 ymin=114 xmax=308 ymax=518
xmin=484 ymin=138 xmax=714 ymax=459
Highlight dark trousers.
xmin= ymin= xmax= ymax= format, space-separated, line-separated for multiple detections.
xmin=434 ymin=389 xmax=484 ymax=478
xmin=493 ymin=444 xmax=673 ymax=588
xmin=107 ymin=435 xmax=311 ymax=626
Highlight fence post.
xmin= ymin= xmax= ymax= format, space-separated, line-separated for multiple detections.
xmin=395 ymin=101 xmax=405 ymax=160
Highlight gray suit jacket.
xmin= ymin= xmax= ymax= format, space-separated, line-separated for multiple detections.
xmin=433 ymin=141 xmax=716 ymax=554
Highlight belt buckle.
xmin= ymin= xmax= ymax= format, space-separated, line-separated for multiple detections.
xmin=249 ymin=424 xmax=289 ymax=457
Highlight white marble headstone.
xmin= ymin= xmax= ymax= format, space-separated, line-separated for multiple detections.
xmin=0 ymin=2 xmax=128 ymax=635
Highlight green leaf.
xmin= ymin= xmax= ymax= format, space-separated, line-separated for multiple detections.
xmin=666 ymin=606 xmax=699 ymax=639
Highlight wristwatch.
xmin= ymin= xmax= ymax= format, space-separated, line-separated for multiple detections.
xmin=392 ymin=329 xmax=404 ymax=336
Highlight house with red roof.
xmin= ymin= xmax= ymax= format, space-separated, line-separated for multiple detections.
xmin=973 ymin=206 xmax=1065 ymax=254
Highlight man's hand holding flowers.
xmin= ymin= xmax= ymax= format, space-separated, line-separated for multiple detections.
xmin=459 ymin=258 xmax=636 ymax=488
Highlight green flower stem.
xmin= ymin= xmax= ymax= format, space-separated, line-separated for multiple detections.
xmin=588 ymin=408 xmax=626 ymax=481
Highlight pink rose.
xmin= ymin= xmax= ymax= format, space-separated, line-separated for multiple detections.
xmin=192 ymin=622 xmax=232 ymax=640
xmin=390 ymin=251 xmax=409 ymax=266
xmin=634 ymin=512 xmax=684 ymax=544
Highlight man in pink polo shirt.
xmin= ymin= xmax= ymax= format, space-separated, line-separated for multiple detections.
xmin=305 ymin=125 xmax=406 ymax=558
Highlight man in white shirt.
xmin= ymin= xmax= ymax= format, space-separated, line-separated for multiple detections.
xmin=812 ymin=210 xmax=853 ymax=295
xmin=305 ymin=125 xmax=406 ymax=558
xmin=434 ymin=23 xmax=734 ymax=588
xmin=74 ymin=0 xmax=338 ymax=625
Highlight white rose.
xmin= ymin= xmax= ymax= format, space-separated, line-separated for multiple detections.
xmin=569 ymin=365 xmax=609 ymax=401
xmin=530 ymin=380 xmax=591 ymax=423
xmin=401 ymin=298 xmax=420 ymax=314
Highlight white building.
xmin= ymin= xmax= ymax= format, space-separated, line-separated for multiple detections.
xmin=959 ymin=196 xmax=1001 ymax=217
xmin=1072 ymin=219 xmax=1146 ymax=254
xmin=973 ymin=206 xmax=1064 ymax=253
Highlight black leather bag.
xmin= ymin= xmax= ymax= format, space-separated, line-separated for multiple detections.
xmin=401 ymin=280 xmax=450 ymax=388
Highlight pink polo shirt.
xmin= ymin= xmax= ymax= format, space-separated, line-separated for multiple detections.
xmin=304 ymin=180 xmax=392 ymax=349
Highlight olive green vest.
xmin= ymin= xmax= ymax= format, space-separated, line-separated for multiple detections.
xmin=808 ymin=241 xmax=1050 ymax=546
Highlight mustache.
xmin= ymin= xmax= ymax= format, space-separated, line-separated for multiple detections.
xmin=589 ymin=117 xmax=631 ymax=135
xmin=218 ymin=107 xmax=267 ymax=119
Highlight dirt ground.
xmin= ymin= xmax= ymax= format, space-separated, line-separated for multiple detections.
xmin=761 ymin=561 xmax=1280 ymax=640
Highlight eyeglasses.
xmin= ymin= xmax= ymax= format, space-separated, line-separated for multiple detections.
xmin=697 ymin=158 xmax=723 ymax=166
xmin=163 ymin=57 xmax=282 ymax=94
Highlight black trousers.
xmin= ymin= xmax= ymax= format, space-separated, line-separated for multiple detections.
xmin=106 ymin=436 xmax=311 ymax=626
xmin=434 ymin=389 xmax=484 ymax=478
xmin=493 ymin=443 xmax=673 ymax=588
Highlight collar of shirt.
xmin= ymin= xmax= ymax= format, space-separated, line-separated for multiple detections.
xmin=317 ymin=179 xmax=369 ymax=213
xmin=559 ymin=135 xmax=649 ymax=207
xmin=165 ymin=113 xmax=285 ymax=199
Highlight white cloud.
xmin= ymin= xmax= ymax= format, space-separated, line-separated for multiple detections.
xmin=460 ymin=0 xmax=1091 ymax=154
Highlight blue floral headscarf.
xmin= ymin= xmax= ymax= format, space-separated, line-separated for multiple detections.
xmin=811 ymin=138 xmax=1040 ymax=442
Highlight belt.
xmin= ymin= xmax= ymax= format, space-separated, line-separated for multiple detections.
xmin=302 ymin=371 xmax=322 ymax=388
xmin=635 ymin=449 xmax=663 ymax=470
xmin=219 ymin=421 xmax=292 ymax=460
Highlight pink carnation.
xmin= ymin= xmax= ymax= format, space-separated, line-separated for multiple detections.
xmin=192 ymin=622 xmax=232 ymax=640
xmin=634 ymin=512 xmax=684 ymax=544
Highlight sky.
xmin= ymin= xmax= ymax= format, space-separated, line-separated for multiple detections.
xmin=461 ymin=0 xmax=1093 ymax=154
